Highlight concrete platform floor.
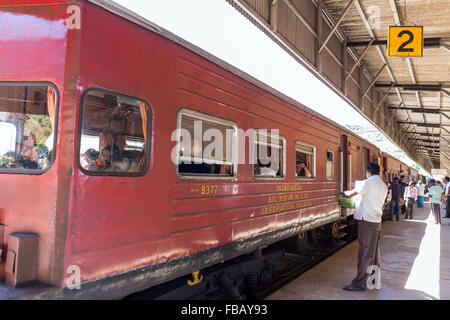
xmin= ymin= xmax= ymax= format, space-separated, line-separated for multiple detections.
xmin=268 ymin=201 xmax=450 ymax=300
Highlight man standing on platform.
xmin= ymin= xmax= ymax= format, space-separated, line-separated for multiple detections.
xmin=338 ymin=163 xmax=388 ymax=291
xmin=428 ymin=179 xmax=444 ymax=224
xmin=444 ymin=177 xmax=450 ymax=218
xmin=416 ymin=181 xmax=425 ymax=208
xmin=399 ymin=175 xmax=408 ymax=214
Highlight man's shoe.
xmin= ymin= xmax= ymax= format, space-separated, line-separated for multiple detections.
xmin=343 ymin=284 xmax=366 ymax=292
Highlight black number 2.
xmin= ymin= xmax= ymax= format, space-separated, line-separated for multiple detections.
xmin=398 ymin=30 xmax=414 ymax=52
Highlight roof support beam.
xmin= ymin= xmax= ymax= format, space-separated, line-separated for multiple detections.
xmin=387 ymin=106 xmax=441 ymax=114
xmin=269 ymin=0 xmax=278 ymax=32
xmin=441 ymin=112 xmax=450 ymax=122
xmin=373 ymin=83 xmax=393 ymax=113
xmin=346 ymin=37 xmax=443 ymax=48
xmin=418 ymin=133 xmax=440 ymax=137
xmin=345 ymin=38 xmax=374 ymax=81
xmin=362 ymin=64 xmax=386 ymax=99
xmin=283 ymin=0 xmax=317 ymax=36
xmin=375 ymin=83 xmax=443 ymax=91
xmin=397 ymin=121 xmax=440 ymax=128
xmin=318 ymin=0 xmax=353 ymax=53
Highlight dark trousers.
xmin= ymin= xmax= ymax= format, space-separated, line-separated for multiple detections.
xmin=388 ymin=200 xmax=400 ymax=221
xmin=351 ymin=220 xmax=381 ymax=289
xmin=405 ymin=198 xmax=415 ymax=219
xmin=431 ymin=203 xmax=441 ymax=223
xmin=446 ymin=198 xmax=450 ymax=218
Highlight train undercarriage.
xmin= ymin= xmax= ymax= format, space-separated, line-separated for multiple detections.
xmin=126 ymin=214 xmax=358 ymax=300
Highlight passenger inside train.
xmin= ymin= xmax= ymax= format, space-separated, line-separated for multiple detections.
xmin=254 ymin=130 xmax=283 ymax=178
xmin=295 ymin=141 xmax=314 ymax=178
xmin=79 ymin=90 xmax=149 ymax=174
xmin=0 ymin=84 xmax=57 ymax=172
xmin=296 ymin=161 xmax=312 ymax=177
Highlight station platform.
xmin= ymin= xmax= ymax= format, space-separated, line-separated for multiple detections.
xmin=268 ymin=201 xmax=450 ymax=300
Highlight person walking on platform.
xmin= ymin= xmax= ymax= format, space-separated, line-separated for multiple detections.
xmin=444 ymin=177 xmax=450 ymax=218
xmin=416 ymin=181 xmax=425 ymax=208
xmin=428 ymin=179 xmax=444 ymax=224
xmin=338 ymin=163 xmax=388 ymax=291
xmin=404 ymin=182 xmax=417 ymax=219
xmin=399 ymin=176 xmax=408 ymax=214
xmin=388 ymin=177 xmax=402 ymax=221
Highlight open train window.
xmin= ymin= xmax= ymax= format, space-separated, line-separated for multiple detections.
xmin=0 ymin=83 xmax=59 ymax=174
xmin=78 ymin=89 xmax=151 ymax=175
xmin=175 ymin=109 xmax=236 ymax=177
xmin=326 ymin=150 xmax=334 ymax=180
xmin=295 ymin=141 xmax=315 ymax=179
xmin=254 ymin=130 xmax=285 ymax=178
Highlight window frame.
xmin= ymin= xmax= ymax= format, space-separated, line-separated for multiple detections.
xmin=0 ymin=81 xmax=60 ymax=175
xmin=295 ymin=140 xmax=316 ymax=180
xmin=253 ymin=129 xmax=286 ymax=180
xmin=326 ymin=149 xmax=335 ymax=181
xmin=77 ymin=88 xmax=152 ymax=177
xmin=175 ymin=108 xmax=238 ymax=180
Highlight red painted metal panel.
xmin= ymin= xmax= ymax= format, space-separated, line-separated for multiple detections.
xmin=0 ymin=2 xmax=78 ymax=286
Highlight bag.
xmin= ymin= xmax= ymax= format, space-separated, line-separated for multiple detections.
xmin=398 ymin=198 xmax=405 ymax=206
xmin=338 ymin=196 xmax=356 ymax=209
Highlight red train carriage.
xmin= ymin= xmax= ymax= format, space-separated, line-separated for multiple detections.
xmin=0 ymin=0 xmax=386 ymax=299
xmin=381 ymin=152 xmax=411 ymax=184
xmin=408 ymin=167 xmax=419 ymax=183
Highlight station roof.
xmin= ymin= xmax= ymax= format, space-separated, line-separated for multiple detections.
xmin=227 ymin=0 xmax=450 ymax=173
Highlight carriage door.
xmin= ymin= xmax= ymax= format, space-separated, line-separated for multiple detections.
xmin=340 ymin=135 xmax=348 ymax=191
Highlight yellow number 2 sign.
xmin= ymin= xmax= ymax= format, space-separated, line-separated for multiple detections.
xmin=388 ymin=26 xmax=423 ymax=57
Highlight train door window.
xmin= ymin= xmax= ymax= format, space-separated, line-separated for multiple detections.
xmin=326 ymin=150 xmax=334 ymax=180
xmin=254 ymin=130 xmax=285 ymax=178
xmin=295 ymin=141 xmax=315 ymax=179
xmin=78 ymin=89 xmax=151 ymax=175
xmin=0 ymin=83 xmax=59 ymax=174
xmin=362 ymin=147 xmax=368 ymax=178
xmin=176 ymin=109 xmax=236 ymax=177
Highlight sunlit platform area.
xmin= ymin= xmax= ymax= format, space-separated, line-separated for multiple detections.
xmin=268 ymin=201 xmax=450 ymax=300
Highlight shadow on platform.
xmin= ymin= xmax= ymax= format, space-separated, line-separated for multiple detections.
xmin=267 ymin=199 xmax=450 ymax=300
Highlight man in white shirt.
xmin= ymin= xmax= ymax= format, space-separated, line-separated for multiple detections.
xmin=444 ymin=177 xmax=450 ymax=218
xmin=338 ymin=163 xmax=388 ymax=291
xmin=416 ymin=181 xmax=425 ymax=208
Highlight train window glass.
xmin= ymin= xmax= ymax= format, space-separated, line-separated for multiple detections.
xmin=176 ymin=110 xmax=236 ymax=177
xmin=79 ymin=89 xmax=150 ymax=175
xmin=326 ymin=150 xmax=334 ymax=180
xmin=0 ymin=83 xmax=58 ymax=173
xmin=254 ymin=130 xmax=285 ymax=178
xmin=79 ymin=134 xmax=100 ymax=169
xmin=295 ymin=141 xmax=315 ymax=178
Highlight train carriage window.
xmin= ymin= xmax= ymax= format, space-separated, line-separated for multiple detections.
xmin=295 ymin=141 xmax=315 ymax=179
xmin=78 ymin=89 xmax=151 ymax=175
xmin=0 ymin=83 xmax=58 ymax=173
xmin=254 ymin=130 xmax=285 ymax=178
xmin=326 ymin=150 xmax=334 ymax=180
xmin=176 ymin=109 xmax=236 ymax=177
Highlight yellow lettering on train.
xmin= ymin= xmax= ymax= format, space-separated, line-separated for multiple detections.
xmin=276 ymin=183 xmax=302 ymax=193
